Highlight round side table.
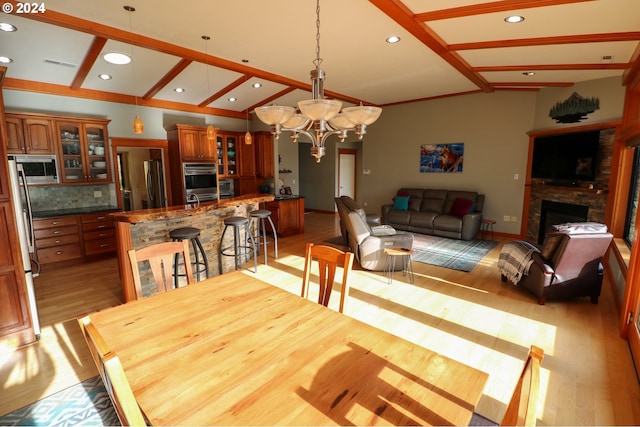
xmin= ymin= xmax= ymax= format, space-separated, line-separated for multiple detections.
xmin=481 ymin=219 xmax=496 ymax=240
xmin=384 ymin=247 xmax=414 ymax=284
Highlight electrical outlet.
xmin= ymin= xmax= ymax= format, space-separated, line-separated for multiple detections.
xmin=363 ymin=168 xmax=371 ymax=175
xmin=514 ymin=173 xmax=519 ymax=180
xmin=94 ymin=190 xmax=102 ymax=198
xmin=363 ymin=202 xmax=368 ymax=207
xmin=503 ymin=215 xmax=510 ymax=222
xmin=511 ymin=216 xmax=517 ymax=222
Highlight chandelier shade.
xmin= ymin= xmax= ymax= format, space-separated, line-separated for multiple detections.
xmin=254 ymin=105 xmax=295 ymax=125
xmin=254 ymin=0 xmax=381 ymax=162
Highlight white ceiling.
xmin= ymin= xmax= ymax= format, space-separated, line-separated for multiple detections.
xmin=1 ymin=0 xmax=639 ymax=119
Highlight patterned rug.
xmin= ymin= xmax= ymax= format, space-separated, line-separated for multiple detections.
xmin=411 ymin=234 xmax=498 ymax=272
xmin=0 ymin=376 xmax=119 ymax=426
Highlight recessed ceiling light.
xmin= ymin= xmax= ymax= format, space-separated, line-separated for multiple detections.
xmin=174 ymin=87 xmax=185 ymax=93
xmin=252 ymin=83 xmax=262 ymax=89
xmin=103 ymin=52 xmax=131 ymax=65
xmin=0 ymin=23 xmax=17 ymax=32
xmin=228 ymin=97 xmax=237 ymax=102
xmin=0 ymin=56 xmax=13 ymax=64
xmin=242 ymin=59 xmax=249 ymax=63
xmin=522 ymin=72 xmax=535 ymax=76
xmin=386 ymin=36 xmax=401 ymax=44
xmin=98 ymin=73 xmax=112 ymax=80
xmin=505 ymin=15 xmax=524 ymax=23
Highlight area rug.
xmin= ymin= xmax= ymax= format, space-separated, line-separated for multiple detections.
xmin=411 ymin=234 xmax=498 ymax=272
xmin=0 ymin=376 xmax=118 ymax=426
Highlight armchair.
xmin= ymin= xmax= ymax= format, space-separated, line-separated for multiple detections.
xmin=343 ymin=210 xmax=414 ymax=272
xmin=499 ymin=222 xmax=612 ymax=304
xmin=335 ymin=196 xmax=380 ymax=243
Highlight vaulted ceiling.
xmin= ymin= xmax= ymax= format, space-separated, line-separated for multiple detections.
xmin=2 ymin=0 xmax=639 ymax=120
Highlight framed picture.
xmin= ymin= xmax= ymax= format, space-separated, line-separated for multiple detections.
xmin=420 ymin=143 xmax=464 ymax=173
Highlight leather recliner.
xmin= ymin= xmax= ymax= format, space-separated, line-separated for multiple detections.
xmin=335 ymin=196 xmax=380 ymax=243
xmin=500 ymin=222 xmax=613 ymax=304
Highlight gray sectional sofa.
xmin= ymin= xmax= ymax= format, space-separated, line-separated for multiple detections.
xmin=381 ymin=188 xmax=484 ymax=241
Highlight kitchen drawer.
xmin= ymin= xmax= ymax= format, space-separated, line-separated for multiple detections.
xmin=83 ymin=228 xmax=116 ymax=241
xmin=81 ymin=211 xmax=116 ymax=223
xmin=34 ymin=216 xmax=78 ymax=229
xmin=36 ymin=233 xmax=80 ymax=249
xmin=84 ymin=237 xmax=117 ymax=256
xmin=82 ymin=220 xmax=114 ymax=233
xmin=37 ymin=243 xmax=82 ymax=264
xmin=34 ymin=225 xmax=79 ymax=240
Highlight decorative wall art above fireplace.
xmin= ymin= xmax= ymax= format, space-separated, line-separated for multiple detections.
xmin=548 ymin=92 xmax=600 ymax=123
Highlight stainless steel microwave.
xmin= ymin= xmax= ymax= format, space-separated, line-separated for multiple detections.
xmin=183 ymin=163 xmax=218 ymax=202
xmin=13 ymin=154 xmax=59 ymax=184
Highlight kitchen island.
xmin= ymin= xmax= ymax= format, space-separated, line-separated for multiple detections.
xmin=111 ymin=193 xmax=275 ymax=302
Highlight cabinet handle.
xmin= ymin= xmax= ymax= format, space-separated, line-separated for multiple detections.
xmin=55 ymin=240 xmax=61 ymax=244
xmin=98 ymin=224 xmax=106 ymax=229
xmin=97 ymin=216 xmax=106 ymax=220
xmin=100 ymin=244 xmax=109 ymax=248
xmin=56 ymin=251 xmax=63 ymax=255
xmin=52 ymin=221 xmax=60 ymax=225
xmin=53 ymin=231 xmax=61 ymax=234
xmin=99 ymin=233 xmax=107 ymax=237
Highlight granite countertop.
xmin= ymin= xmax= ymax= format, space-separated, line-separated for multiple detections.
xmin=110 ymin=193 xmax=275 ymax=224
xmin=32 ymin=206 xmax=120 ymax=218
xmin=274 ymin=194 xmax=303 ymax=200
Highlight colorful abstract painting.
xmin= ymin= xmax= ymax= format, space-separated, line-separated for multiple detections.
xmin=420 ymin=143 xmax=464 ymax=173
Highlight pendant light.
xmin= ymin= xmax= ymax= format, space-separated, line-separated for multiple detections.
xmin=125 ymin=5 xmax=144 ymax=134
xmin=202 ymin=35 xmax=217 ymax=141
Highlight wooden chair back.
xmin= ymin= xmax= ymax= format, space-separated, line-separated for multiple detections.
xmin=501 ymin=345 xmax=545 ymax=426
xmin=77 ymin=316 xmax=146 ymax=426
xmin=301 ymin=242 xmax=354 ymax=313
xmin=128 ymin=240 xmax=194 ymax=299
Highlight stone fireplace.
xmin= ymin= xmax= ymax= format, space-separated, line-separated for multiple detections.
xmin=525 ymin=128 xmax=615 ymax=243
xmin=538 ymin=200 xmax=589 ymax=243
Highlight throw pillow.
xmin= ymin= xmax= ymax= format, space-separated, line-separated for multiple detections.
xmin=393 ymin=195 xmax=410 ymax=211
xmin=449 ymin=198 xmax=474 ymax=217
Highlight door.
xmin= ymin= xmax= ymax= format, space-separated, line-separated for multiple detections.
xmin=621 ymin=211 xmax=640 ymax=375
xmin=338 ymin=149 xmax=356 ymax=198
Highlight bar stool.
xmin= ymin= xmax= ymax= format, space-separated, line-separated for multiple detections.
xmin=219 ymin=216 xmax=257 ymax=273
xmin=169 ymin=226 xmax=209 ymax=287
xmin=249 ymin=209 xmax=278 ymax=265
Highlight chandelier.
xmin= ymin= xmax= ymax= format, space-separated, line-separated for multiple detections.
xmin=254 ymin=0 xmax=381 ymax=163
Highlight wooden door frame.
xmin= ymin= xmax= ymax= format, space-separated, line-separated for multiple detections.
xmin=337 ymin=149 xmax=357 ymax=200
xmin=110 ymin=138 xmax=171 ymax=208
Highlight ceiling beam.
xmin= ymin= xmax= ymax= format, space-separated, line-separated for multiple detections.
xmin=474 ymin=63 xmax=630 ymax=72
xmin=198 ymin=75 xmax=251 ymax=108
xmin=248 ymin=87 xmax=297 ymax=114
xmin=369 ymin=0 xmax=493 ymax=93
xmin=492 ymin=82 xmax=574 ymax=87
xmin=143 ymin=58 xmax=193 ymax=101
xmin=70 ymin=36 xmax=107 ymax=90
xmin=3 ymin=77 xmax=247 ymax=119
xmin=415 ymin=0 xmax=594 ymax=21
xmin=450 ymin=32 xmax=640 ymax=50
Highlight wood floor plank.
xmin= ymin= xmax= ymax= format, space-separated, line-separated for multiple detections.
xmin=0 ymin=212 xmax=639 ymax=425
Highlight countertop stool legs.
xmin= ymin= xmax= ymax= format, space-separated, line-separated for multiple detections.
xmin=169 ymin=227 xmax=209 ymax=287
xmin=249 ymin=209 xmax=278 ymax=265
xmin=219 ymin=216 xmax=257 ymax=273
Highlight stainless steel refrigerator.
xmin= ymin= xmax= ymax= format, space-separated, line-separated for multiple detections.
xmin=144 ymin=159 xmax=166 ymax=209
xmin=7 ymin=156 xmax=40 ymax=338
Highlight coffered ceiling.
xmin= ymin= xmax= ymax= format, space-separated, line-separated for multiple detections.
xmin=1 ymin=0 xmax=639 ymax=120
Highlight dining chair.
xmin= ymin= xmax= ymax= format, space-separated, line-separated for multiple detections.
xmin=77 ymin=315 xmax=146 ymax=427
xmin=501 ymin=345 xmax=545 ymax=426
xmin=301 ymin=242 xmax=354 ymax=313
xmin=128 ymin=239 xmax=194 ymax=299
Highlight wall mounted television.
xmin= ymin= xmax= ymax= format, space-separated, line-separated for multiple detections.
xmin=531 ymin=130 xmax=600 ymax=183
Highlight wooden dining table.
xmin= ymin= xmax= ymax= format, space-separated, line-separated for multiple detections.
xmin=85 ymin=271 xmax=489 ymax=426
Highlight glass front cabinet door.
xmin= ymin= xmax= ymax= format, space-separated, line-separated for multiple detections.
xmin=57 ymin=119 xmax=111 ymax=183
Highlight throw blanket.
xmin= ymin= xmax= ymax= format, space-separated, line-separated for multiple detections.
xmin=498 ymin=241 xmax=539 ymax=285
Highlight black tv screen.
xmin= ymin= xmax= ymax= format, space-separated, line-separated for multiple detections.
xmin=531 ymin=130 xmax=600 ymax=182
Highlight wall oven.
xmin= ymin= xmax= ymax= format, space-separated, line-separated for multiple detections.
xmin=184 ymin=163 xmax=218 ymax=202
xmin=218 ymin=178 xmax=234 ymax=199
xmin=14 ymin=154 xmax=59 ymax=184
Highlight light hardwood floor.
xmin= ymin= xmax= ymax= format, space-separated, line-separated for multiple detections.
xmin=1 ymin=212 xmax=639 ymax=425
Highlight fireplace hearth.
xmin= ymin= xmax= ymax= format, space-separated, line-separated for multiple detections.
xmin=539 ymin=200 xmax=589 ymax=243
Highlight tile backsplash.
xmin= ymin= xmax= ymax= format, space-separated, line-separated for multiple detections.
xmin=29 ymin=184 xmax=116 ymax=212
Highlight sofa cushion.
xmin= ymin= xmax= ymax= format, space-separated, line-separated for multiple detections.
xmin=443 ymin=191 xmax=478 ymax=213
xmin=419 ymin=190 xmax=447 ymax=213
xmin=433 ymin=214 xmax=463 ymax=232
xmin=393 ymin=195 xmax=410 ymax=211
xmin=388 ymin=209 xmax=411 ymax=225
xmin=399 ymin=189 xmax=426 ymax=212
xmin=410 ymin=211 xmax=439 ymax=229
xmin=449 ymin=197 xmax=475 ymax=217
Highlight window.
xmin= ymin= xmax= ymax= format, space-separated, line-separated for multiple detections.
xmin=624 ymin=147 xmax=640 ymax=246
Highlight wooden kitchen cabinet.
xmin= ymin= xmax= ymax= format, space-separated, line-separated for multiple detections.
xmin=34 ymin=215 xmax=82 ymax=266
xmin=238 ymin=133 xmax=256 ymax=177
xmin=167 ymin=124 xmax=217 ymax=162
xmin=264 ymin=197 xmax=304 ymax=236
xmin=216 ymin=133 xmax=239 ymax=177
xmin=5 ymin=113 xmax=56 ymax=154
xmin=81 ymin=212 xmax=116 ymax=257
xmin=56 ymin=119 xmax=111 ymax=184
xmin=254 ymin=131 xmax=274 ymax=178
